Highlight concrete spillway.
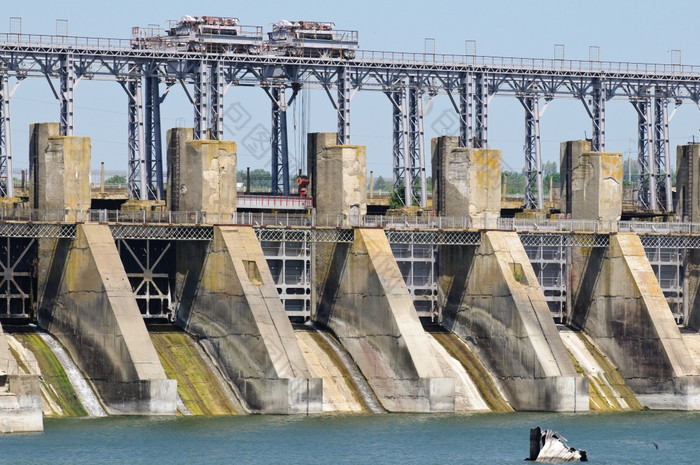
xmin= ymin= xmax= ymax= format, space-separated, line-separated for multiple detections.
xmin=558 ymin=326 xmax=642 ymax=411
xmin=7 ymin=331 xmax=99 ymax=417
xmin=150 ymin=330 xmax=246 ymax=415
xmin=296 ymin=325 xmax=384 ymax=413
xmin=429 ymin=331 xmax=513 ymax=412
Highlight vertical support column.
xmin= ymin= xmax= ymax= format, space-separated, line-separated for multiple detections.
xmin=337 ymin=66 xmax=351 ymax=146
xmin=388 ymin=88 xmax=405 ymax=192
xmin=59 ymin=54 xmax=75 ymax=137
xmin=0 ymin=74 xmax=14 ymax=197
xmin=210 ymin=60 xmax=225 ymax=141
xmin=270 ymin=85 xmax=289 ymax=195
xmin=458 ymin=72 xmax=474 ymax=148
xmin=654 ymin=89 xmax=673 ymax=212
xmin=193 ymin=61 xmax=209 ymax=141
xmin=409 ymin=82 xmax=427 ymax=207
xmin=591 ymin=79 xmax=606 ymax=152
xmin=521 ymin=95 xmax=543 ymax=210
xmin=473 ymin=73 xmax=489 ymax=148
xmin=144 ymin=70 xmax=164 ymax=201
xmin=633 ymin=97 xmax=655 ymax=210
xmin=126 ymin=67 xmax=147 ymax=201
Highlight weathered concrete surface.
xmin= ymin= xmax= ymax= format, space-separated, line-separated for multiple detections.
xmin=314 ymin=228 xmax=455 ymax=412
xmin=0 ymin=374 xmax=43 ymax=433
xmin=570 ymin=233 xmax=700 ymax=409
xmin=176 ymin=226 xmax=322 ymax=414
xmin=677 ymin=144 xmax=700 ymax=329
xmin=166 ymin=127 xmax=237 ymax=219
xmin=439 ymin=231 xmax=588 ymax=411
xmin=37 ymin=224 xmax=177 ymax=415
xmin=29 ymin=122 xmax=91 ymax=220
xmin=570 ymin=149 xmax=623 ymax=228
xmin=0 ymin=325 xmax=43 ymax=432
xmin=308 ymin=132 xmax=366 ymax=225
xmin=431 ymin=136 xmax=501 ymax=225
xmin=559 ymin=140 xmax=591 ymax=216
xmin=675 ymin=143 xmax=700 ymax=222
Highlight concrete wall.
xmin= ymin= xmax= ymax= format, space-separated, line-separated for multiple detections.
xmin=560 ymin=140 xmax=591 ymax=216
xmin=439 ymin=231 xmax=588 ymax=411
xmin=677 ymin=144 xmax=700 ymax=329
xmin=314 ymin=228 xmax=455 ymax=412
xmin=570 ymin=151 xmax=623 ymax=226
xmin=166 ymin=127 xmax=237 ymax=219
xmin=29 ymin=122 xmax=91 ymax=218
xmin=37 ymin=224 xmax=177 ymax=414
xmin=431 ymin=136 xmax=501 ymax=224
xmin=570 ymin=233 xmax=700 ymax=409
xmin=0 ymin=324 xmax=42 ymax=432
xmin=0 ymin=375 xmax=43 ymax=433
xmin=175 ymin=226 xmax=322 ymax=414
xmin=308 ymin=132 xmax=366 ymax=225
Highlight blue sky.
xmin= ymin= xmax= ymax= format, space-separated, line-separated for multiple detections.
xmin=3 ymin=0 xmax=700 ymax=178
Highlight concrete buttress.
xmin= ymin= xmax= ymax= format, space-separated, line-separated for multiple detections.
xmin=37 ymin=224 xmax=177 ymax=415
xmin=314 ymin=228 xmax=455 ymax=413
xmin=439 ymin=231 xmax=588 ymax=412
xmin=570 ymin=233 xmax=700 ymax=409
xmin=175 ymin=226 xmax=322 ymax=414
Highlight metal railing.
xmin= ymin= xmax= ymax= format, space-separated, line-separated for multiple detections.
xmin=3 ymin=208 xmax=700 ymax=236
xmin=2 ymin=31 xmax=699 ymax=77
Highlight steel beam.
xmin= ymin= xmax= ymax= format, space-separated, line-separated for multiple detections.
xmin=0 ymin=74 xmax=14 ymax=197
xmin=270 ymin=85 xmax=289 ymax=195
xmin=633 ymin=96 xmax=655 ymax=210
xmin=473 ymin=73 xmax=489 ymax=148
xmin=193 ymin=61 xmax=209 ymax=141
xmin=520 ymin=95 xmax=543 ymax=210
xmin=210 ymin=60 xmax=224 ymax=140
xmin=591 ymin=78 xmax=606 ymax=152
xmin=144 ymin=69 xmax=164 ymax=201
xmin=126 ymin=66 xmax=147 ymax=200
xmin=59 ymin=54 xmax=75 ymax=136
xmin=458 ymin=72 xmax=474 ymax=148
xmin=387 ymin=88 xmax=405 ymax=195
xmin=337 ymin=66 xmax=351 ymax=145
xmin=409 ymin=81 xmax=427 ymax=207
xmin=654 ymin=89 xmax=673 ymax=212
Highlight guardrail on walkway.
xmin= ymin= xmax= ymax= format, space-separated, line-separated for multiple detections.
xmin=2 ymin=208 xmax=700 ymax=235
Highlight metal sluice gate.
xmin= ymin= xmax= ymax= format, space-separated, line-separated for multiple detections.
xmin=0 ymin=225 xmax=690 ymax=323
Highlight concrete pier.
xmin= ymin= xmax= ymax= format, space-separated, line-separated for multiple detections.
xmin=29 ymin=122 xmax=91 ymax=220
xmin=314 ymin=228 xmax=454 ymax=412
xmin=566 ymin=141 xmax=700 ymax=409
xmin=439 ymin=232 xmax=588 ymax=411
xmin=677 ymin=144 xmax=700 ymax=329
xmin=175 ymin=226 xmax=322 ymax=414
xmin=433 ymin=135 xmax=587 ymax=411
xmin=431 ymin=136 xmax=501 ymax=226
xmin=38 ymin=224 xmax=177 ymax=414
xmin=166 ymin=128 xmax=237 ymax=220
xmin=308 ymin=132 xmax=366 ymax=226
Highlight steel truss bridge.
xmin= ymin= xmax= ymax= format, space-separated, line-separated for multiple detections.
xmin=2 ymin=33 xmax=700 ymax=209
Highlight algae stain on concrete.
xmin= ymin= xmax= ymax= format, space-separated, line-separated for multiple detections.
xmin=150 ymin=330 xmax=243 ymax=415
xmin=10 ymin=332 xmax=87 ymax=417
xmin=430 ymin=331 xmax=513 ymax=412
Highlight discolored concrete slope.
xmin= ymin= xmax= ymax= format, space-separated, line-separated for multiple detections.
xmin=8 ymin=332 xmax=87 ymax=417
xmin=558 ymin=326 xmax=642 ymax=412
xmin=150 ymin=330 xmax=246 ymax=415
xmin=429 ymin=331 xmax=513 ymax=412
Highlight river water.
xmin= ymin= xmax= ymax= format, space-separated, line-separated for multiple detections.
xmin=1 ymin=411 xmax=698 ymax=464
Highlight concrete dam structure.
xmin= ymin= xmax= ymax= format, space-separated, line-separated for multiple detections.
xmin=5 ymin=122 xmax=700 ymax=432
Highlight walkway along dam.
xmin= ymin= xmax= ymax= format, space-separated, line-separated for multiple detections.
xmin=2 ymin=23 xmax=700 ymax=432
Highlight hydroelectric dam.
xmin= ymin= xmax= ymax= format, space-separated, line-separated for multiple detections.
xmin=2 ymin=19 xmax=700 ymax=433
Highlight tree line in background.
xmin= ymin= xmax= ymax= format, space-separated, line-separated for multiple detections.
xmin=99 ymin=160 xmax=674 ymax=199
